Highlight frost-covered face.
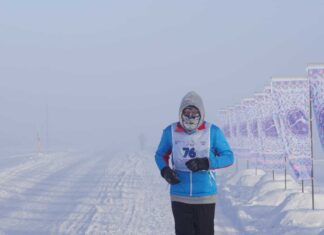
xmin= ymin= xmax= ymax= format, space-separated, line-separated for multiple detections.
xmin=181 ymin=106 xmax=201 ymax=132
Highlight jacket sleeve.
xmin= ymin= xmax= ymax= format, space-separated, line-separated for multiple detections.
xmin=155 ymin=125 xmax=172 ymax=171
xmin=209 ymin=125 xmax=234 ymax=169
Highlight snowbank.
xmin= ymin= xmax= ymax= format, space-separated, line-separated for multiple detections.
xmin=219 ymin=169 xmax=324 ymax=235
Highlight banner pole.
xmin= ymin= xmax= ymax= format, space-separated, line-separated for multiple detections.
xmin=309 ymin=79 xmax=315 ymax=210
xmin=255 ymin=154 xmax=258 ymax=176
xmin=285 ymin=156 xmax=287 ymax=190
xmin=46 ymin=103 xmax=49 ymax=154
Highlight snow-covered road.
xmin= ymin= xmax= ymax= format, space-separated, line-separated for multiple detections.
xmin=2 ymin=151 xmax=324 ymax=234
xmin=0 ymin=151 xmax=239 ymax=235
xmin=0 ymin=151 xmax=324 ymax=235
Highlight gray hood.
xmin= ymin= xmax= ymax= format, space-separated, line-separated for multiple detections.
xmin=179 ymin=91 xmax=205 ymax=129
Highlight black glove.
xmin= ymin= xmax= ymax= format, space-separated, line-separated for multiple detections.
xmin=161 ymin=166 xmax=180 ymax=185
xmin=185 ymin=157 xmax=209 ymax=172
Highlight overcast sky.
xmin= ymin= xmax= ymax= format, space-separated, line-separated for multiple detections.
xmin=1 ymin=0 xmax=324 ymax=153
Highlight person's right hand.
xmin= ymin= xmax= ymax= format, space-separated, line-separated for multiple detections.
xmin=161 ymin=167 xmax=180 ymax=185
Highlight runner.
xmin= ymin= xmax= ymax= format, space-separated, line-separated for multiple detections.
xmin=155 ymin=91 xmax=235 ymax=235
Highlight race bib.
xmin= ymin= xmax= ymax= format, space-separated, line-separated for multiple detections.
xmin=171 ymin=122 xmax=211 ymax=172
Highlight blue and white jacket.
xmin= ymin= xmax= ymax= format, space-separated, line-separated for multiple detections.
xmin=155 ymin=121 xmax=234 ymax=197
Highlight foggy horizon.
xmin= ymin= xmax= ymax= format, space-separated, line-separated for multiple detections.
xmin=1 ymin=0 xmax=324 ymax=153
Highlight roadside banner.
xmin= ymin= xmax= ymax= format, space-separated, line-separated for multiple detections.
xmin=255 ymin=90 xmax=285 ymax=171
xmin=242 ymin=98 xmax=259 ymax=167
xmin=271 ymin=78 xmax=312 ymax=180
xmin=307 ymin=65 xmax=324 ymax=151
xmin=218 ymin=109 xmax=231 ymax=139
xmin=235 ymin=104 xmax=250 ymax=159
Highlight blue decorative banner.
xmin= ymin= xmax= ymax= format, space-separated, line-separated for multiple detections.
xmin=217 ymin=109 xmax=231 ymax=138
xmin=242 ymin=98 xmax=260 ymax=167
xmin=234 ymin=104 xmax=250 ymax=159
xmin=308 ymin=65 xmax=324 ymax=151
xmin=228 ymin=107 xmax=238 ymax=150
xmin=271 ymin=78 xmax=312 ymax=180
xmin=254 ymin=91 xmax=285 ymax=171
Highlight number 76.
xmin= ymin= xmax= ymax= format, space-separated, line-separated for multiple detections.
xmin=182 ymin=147 xmax=196 ymax=158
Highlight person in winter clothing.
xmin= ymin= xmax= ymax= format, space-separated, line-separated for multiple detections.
xmin=155 ymin=91 xmax=234 ymax=235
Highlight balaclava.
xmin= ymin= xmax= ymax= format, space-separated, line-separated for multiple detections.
xmin=179 ymin=91 xmax=205 ymax=133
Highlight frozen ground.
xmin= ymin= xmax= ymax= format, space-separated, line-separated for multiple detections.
xmin=0 ymin=151 xmax=323 ymax=234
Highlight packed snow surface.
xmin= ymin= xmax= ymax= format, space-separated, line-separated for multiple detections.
xmin=0 ymin=151 xmax=323 ymax=234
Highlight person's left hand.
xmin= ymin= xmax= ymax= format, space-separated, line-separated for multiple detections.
xmin=185 ymin=157 xmax=209 ymax=172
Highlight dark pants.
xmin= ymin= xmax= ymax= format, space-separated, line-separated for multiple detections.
xmin=171 ymin=201 xmax=215 ymax=235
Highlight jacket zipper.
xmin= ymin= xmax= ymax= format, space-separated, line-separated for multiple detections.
xmin=190 ymin=171 xmax=192 ymax=196
xmin=209 ymin=170 xmax=216 ymax=185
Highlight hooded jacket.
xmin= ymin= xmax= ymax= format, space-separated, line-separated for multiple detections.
xmin=179 ymin=91 xmax=205 ymax=131
xmin=155 ymin=91 xmax=234 ymax=203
